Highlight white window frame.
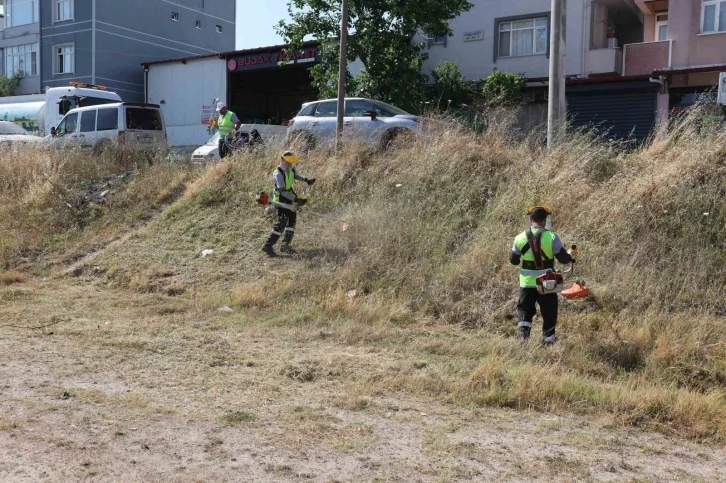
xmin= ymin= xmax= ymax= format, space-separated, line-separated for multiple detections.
xmin=655 ymin=13 xmax=668 ymax=41
xmin=54 ymin=43 xmax=75 ymax=75
xmin=432 ymin=33 xmax=447 ymax=45
xmin=701 ymin=0 xmax=726 ymax=33
xmin=216 ymin=24 xmax=222 ymax=33
xmin=6 ymin=0 xmax=39 ymax=28
xmin=498 ymin=17 xmax=548 ymax=58
xmin=4 ymin=43 xmax=39 ymax=77
xmin=54 ymin=0 xmax=74 ymax=23
xmin=171 ymin=12 xmax=179 ymax=22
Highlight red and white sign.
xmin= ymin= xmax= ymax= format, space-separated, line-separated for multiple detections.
xmin=227 ymin=59 xmax=238 ymax=71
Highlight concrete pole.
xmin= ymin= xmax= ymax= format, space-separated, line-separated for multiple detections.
xmin=547 ymin=0 xmax=567 ymax=148
xmin=335 ymin=0 xmax=350 ymax=153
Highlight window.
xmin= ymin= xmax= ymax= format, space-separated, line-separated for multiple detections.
xmin=5 ymin=43 xmax=38 ymax=76
xmin=55 ymin=0 xmax=73 ymax=22
xmin=298 ymin=104 xmax=317 ymax=116
xmin=126 ymin=108 xmax=163 ymax=131
xmin=80 ymin=110 xmax=97 ymax=133
xmin=314 ymin=101 xmax=337 ymax=117
xmin=498 ymin=17 xmax=548 ymax=58
xmin=55 ymin=45 xmax=74 ymax=74
xmin=432 ymin=33 xmax=447 ymax=45
xmin=702 ymin=1 xmax=726 ymax=33
xmin=97 ymin=108 xmax=119 ymax=131
xmin=345 ymin=100 xmax=375 ymax=117
xmin=216 ymin=25 xmax=223 ymax=33
xmin=171 ymin=12 xmax=179 ymax=21
xmin=656 ymin=13 xmax=668 ymax=40
xmin=6 ymin=0 xmax=39 ymax=27
xmin=195 ymin=20 xmax=201 ymax=29
xmin=57 ymin=112 xmax=78 ymax=135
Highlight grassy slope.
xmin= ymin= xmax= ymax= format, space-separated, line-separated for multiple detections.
xmin=2 ymin=112 xmax=725 ymax=440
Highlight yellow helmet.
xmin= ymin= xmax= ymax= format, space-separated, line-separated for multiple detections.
xmin=281 ymin=151 xmax=298 ymax=164
xmin=527 ymin=205 xmax=552 ymax=215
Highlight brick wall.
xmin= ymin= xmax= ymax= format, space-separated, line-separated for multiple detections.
xmin=624 ymin=41 xmax=670 ymax=76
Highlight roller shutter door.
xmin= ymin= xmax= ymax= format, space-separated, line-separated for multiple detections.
xmin=567 ymin=81 xmax=658 ymax=142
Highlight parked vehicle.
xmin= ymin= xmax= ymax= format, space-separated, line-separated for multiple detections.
xmin=0 ymin=120 xmax=45 ymax=148
xmin=286 ymin=98 xmax=420 ymax=149
xmin=50 ymin=103 xmax=167 ymax=152
xmin=192 ymin=124 xmax=286 ymax=162
xmin=0 ymin=82 xmax=122 ymax=136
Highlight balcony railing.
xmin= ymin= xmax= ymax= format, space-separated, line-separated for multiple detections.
xmin=623 ymin=40 xmax=672 ymax=77
xmin=589 ymin=48 xmax=623 ymax=76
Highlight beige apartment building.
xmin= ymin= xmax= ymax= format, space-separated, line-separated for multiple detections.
xmin=599 ymin=0 xmax=726 ymax=121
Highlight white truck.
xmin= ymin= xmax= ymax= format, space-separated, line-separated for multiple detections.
xmin=0 ymin=82 xmax=122 ymax=135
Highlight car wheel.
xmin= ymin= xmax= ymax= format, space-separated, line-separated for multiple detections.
xmin=380 ymin=128 xmax=413 ymax=151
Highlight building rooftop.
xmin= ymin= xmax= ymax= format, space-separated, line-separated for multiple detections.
xmin=141 ymin=40 xmax=319 ymax=67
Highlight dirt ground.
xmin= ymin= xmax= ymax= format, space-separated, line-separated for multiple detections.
xmin=1 ymin=279 xmax=725 ymax=483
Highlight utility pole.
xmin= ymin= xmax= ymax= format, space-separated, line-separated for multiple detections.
xmin=335 ymin=0 xmax=350 ymax=153
xmin=547 ymin=0 xmax=567 ymax=148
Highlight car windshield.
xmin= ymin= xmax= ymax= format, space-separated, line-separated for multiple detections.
xmin=372 ymin=100 xmax=410 ymax=116
xmin=0 ymin=122 xmax=29 ymax=135
xmin=206 ymin=133 xmax=220 ymax=145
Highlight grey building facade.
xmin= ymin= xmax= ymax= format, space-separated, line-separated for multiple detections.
xmin=1 ymin=0 xmax=235 ymax=100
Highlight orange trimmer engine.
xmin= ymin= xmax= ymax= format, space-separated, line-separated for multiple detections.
xmin=256 ymin=191 xmax=270 ymax=206
xmin=536 ymin=271 xmax=565 ymax=295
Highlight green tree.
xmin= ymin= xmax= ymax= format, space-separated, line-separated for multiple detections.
xmin=0 ymin=73 xmax=24 ymax=97
xmin=277 ymin=0 xmax=473 ymax=113
xmin=431 ymin=61 xmax=473 ymax=109
xmin=481 ymin=69 xmax=525 ymax=106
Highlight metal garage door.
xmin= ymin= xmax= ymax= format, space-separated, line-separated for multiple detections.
xmin=567 ymin=80 xmax=658 ymax=142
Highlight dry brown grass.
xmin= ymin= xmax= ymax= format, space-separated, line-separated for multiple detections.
xmin=1 ymin=106 xmax=724 ymax=441
xmin=0 ymin=269 xmax=26 ymax=285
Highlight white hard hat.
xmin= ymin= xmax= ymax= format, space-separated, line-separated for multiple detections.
xmin=216 ymin=101 xmax=226 ymax=111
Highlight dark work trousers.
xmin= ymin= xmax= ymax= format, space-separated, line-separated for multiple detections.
xmin=218 ymin=137 xmax=230 ymax=159
xmin=264 ymin=207 xmax=297 ymax=247
xmin=517 ymin=287 xmax=558 ymax=337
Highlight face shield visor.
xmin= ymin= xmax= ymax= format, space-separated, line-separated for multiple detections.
xmin=527 ymin=205 xmax=553 ymax=229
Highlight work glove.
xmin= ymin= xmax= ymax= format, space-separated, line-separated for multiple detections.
xmin=295 ymin=197 xmax=308 ymax=207
xmin=306 ymin=178 xmax=316 ymax=186
xmin=567 ymin=245 xmax=579 ymax=263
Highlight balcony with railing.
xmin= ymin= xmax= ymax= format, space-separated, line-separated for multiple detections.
xmin=623 ymin=40 xmax=672 ymax=76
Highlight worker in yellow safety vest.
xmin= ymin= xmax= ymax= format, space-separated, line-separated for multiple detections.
xmin=209 ymin=101 xmax=241 ymax=159
xmin=509 ymin=206 xmax=578 ymax=344
xmin=262 ymin=151 xmax=316 ymax=257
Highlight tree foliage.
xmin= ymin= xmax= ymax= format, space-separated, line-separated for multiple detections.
xmin=0 ymin=73 xmax=24 ymax=97
xmin=431 ymin=61 xmax=474 ymax=109
xmin=481 ymin=70 xmax=525 ymax=106
xmin=277 ymin=0 xmax=473 ymax=113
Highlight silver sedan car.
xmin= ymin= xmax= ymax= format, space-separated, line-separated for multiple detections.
xmin=286 ymin=98 xmax=420 ymax=149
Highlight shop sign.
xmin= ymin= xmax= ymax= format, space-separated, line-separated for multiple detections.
xmin=228 ymin=48 xmax=319 ymax=72
xmin=201 ymin=104 xmax=216 ymax=124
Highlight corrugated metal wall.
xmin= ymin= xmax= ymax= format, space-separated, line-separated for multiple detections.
xmin=567 ymin=80 xmax=659 ymax=141
xmin=147 ymin=57 xmax=227 ymax=147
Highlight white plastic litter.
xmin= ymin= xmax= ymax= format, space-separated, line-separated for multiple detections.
xmin=201 ymin=249 xmax=214 ymax=258
xmin=217 ymin=306 xmax=235 ymax=313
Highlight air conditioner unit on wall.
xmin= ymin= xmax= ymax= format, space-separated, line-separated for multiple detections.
xmin=718 ymin=72 xmax=726 ymax=105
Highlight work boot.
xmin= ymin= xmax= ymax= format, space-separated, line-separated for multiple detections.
xmin=262 ymin=245 xmax=277 ymax=257
xmin=280 ymin=243 xmax=296 ymax=255
xmin=542 ymin=334 xmax=559 ymax=346
xmin=517 ymin=326 xmax=531 ymax=342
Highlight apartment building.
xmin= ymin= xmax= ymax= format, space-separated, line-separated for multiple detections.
xmin=1 ymin=0 xmax=235 ymax=100
xmin=422 ymin=0 xmax=726 ymax=138
xmin=626 ymin=0 xmax=726 ymax=120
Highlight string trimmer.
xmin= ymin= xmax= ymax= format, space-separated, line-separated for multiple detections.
xmin=255 ymin=192 xmax=350 ymax=232
xmin=533 ymin=245 xmax=589 ymax=300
